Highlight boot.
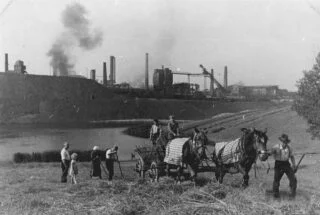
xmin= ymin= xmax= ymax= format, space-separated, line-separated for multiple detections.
xmin=289 ymin=189 xmax=296 ymax=199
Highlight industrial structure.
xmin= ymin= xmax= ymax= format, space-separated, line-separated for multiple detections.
xmin=2 ymin=53 xmax=291 ymax=100
xmin=228 ymin=85 xmax=280 ymax=99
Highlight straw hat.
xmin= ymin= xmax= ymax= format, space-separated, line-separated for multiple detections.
xmin=93 ymin=146 xmax=99 ymax=150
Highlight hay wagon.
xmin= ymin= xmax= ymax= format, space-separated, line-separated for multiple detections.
xmin=134 ymin=144 xmax=166 ymax=180
xmin=134 ymin=138 xmax=216 ymax=181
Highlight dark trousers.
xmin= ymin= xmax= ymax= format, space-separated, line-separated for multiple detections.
xmin=91 ymin=160 xmax=102 ymax=179
xmin=151 ymin=134 xmax=159 ymax=145
xmin=273 ymin=160 xmax=297 ymax=196
xmin=106 ymin=159 xmax=114 ymax=181
xmin=61 ymin=160 xmax=70 ymax=183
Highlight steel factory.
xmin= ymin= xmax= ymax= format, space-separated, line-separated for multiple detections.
xmin=3 ymin=52 xmax=293 ymax=100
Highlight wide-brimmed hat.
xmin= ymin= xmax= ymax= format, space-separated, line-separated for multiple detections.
xmin=93 ymin=146 xmax=99 ymax=150
xmin=279 ymin=134 xmax=290 ymax=143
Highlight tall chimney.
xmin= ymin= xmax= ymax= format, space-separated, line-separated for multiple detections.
xmin=103 ymin=62 xmax=107 ymax=85
xmin=210 ymin=69 xmax=214 ymax=96
xmin=109 ymin=56 xmax=116 ymax=85
xmin=90 ymin=69 xmax=96 ymax=80
xmin=145 ymin=53 xmax=149 ymax=89
xmin=224 ymin=66 xmax=228 ymax=88
xmin=5 ymin=53 xmax=8 ymax=72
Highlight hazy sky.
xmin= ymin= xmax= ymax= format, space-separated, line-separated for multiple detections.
xmin=1 ymin=0 xmax=320 ymax=91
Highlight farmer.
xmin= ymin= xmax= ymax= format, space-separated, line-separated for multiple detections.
xmin=167 ymin=115 xmax=179 ymax=140
xmin=150 ymin=119 xmax=162 ymax=145
xmin=60 ymin=142 xmax=71 ymax=183
xmin=91 ymin=146 xmax=102 ymax=179
xmin=269 ymin=134 xmax=297 ymax=198
xmin=105 ymin=146 xmax=119 ymax=181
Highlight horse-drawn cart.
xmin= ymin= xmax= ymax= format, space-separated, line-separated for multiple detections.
xmin=134 ymin=136 xmax=216 ymax=182
xmin=134 ymin=144 xmax=166 ymax=179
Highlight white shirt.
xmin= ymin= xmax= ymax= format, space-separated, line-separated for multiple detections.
xmin=151 ymin=124 xmax=160 ymax=134
xmin=272 ymin=143 xmax=292 ymax=161
xmin=61 ymin=148 xmax=70 ymax=161
xmin=106 ymin=149 xmax=117 ymax=160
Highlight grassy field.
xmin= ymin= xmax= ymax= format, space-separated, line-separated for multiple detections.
xmin=1 ymin=108 xmax=320 ymax=215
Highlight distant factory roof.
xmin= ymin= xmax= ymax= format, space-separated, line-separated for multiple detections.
xmin=229 ymin=84 xmax=279 ymax=88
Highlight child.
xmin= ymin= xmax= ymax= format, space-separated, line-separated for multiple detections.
xmin=69 ymin=153 xmax=78 ymax=184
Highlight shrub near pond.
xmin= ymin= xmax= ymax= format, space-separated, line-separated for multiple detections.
xmin=13 ymin=150 xmax=106 ymax=163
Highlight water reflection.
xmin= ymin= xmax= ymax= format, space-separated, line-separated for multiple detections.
xmin=0 ymin=126 xmax=146 ymax=161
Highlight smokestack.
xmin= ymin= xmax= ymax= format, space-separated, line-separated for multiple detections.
xmin=103 ymin=62 xmax=107 ymax=85
xmin=224 ymin=66 xmax=228 ymax=88
xmin=210 ymin=69 xmax=214 ymax=96
xmin=90 ymin=69 xmax=96 ymax=80
xmin=5 ymin=53 xmax=8 ymax=73
xmin=109 ymin=56 xmax=116 ymax=85
xmin=145 ymin=53 xmax=149 ymax=89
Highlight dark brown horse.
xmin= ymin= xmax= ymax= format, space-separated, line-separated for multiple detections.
xmin=213 ymin=128 xmax=269 ymax=187
xmin=165 ymin=130 xmax=210 ymax=183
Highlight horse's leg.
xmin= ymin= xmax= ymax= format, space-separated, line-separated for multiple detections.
xmin=166 ymin=164 xmax=170 ymax=177
xmin=239 ymin=163 xmax=252 ymax=187
xmin=215 ymin=164 xmax=225 ymax=184
xmin=219 ymin=167 xmax=226 ymax=184
xmin=214 ymin=162 xmax=220 ymax=182
xmin=176 ymin=166 xmax=182 ymax=184
xmin=186 ymin=163 xmax=196 ymax=181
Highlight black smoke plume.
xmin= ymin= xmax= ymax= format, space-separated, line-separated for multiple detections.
xmin=62 ymin=3 xmax=103 ymax=50
xmin=47 ymin=39 xmax=74 ymax=76
xmin=47 ymin=3 xmax=103 ymax=76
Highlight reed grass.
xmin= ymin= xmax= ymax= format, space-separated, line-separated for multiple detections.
xmin=13 ymin=150 xmax=105 ymax=163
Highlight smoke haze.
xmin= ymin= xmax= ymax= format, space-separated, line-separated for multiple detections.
xmin=47 ymin=2 xmax=103 ymax=76
xmin=62 ymin=3 xmax=103 ymax=50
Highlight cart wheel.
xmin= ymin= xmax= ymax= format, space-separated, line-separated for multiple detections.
xmin=135 ymin=157 xmax=145 ymax=178
xmin=149 ymin=161 xmax=159 ymax=182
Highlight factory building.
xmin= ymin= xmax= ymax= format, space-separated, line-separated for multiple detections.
xmin=228 ymin=85 xmax=279 ymax=98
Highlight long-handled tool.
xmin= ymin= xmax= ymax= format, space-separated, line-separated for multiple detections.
xmin=294 ymin=153 xmax=306 ymax=174
xmin=117 ymin=161 xmax=124 ymax=179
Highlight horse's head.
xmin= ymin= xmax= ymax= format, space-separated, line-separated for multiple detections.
xmin=241 ymin=128 xmax=269 ymax=161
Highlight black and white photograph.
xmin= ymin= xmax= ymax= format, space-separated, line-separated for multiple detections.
xmin=0 ymin=0 xmax=320 ymax=214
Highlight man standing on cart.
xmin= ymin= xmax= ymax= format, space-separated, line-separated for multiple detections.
xmin=167 ymin=115 xmax=180 ymax=141
xmin=150 ymin=119 xmax=162 ymax=145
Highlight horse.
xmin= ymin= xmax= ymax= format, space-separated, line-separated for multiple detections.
xmin=164 ymin=130 xmax=209 ymax=183
xmin=164 ymin=138 xmax=201 ymax=183
xmin=212 ymin=128 xmax=269 ymax=187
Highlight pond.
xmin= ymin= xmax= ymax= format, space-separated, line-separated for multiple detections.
xmin=0 ymin=126 xmax=147 ymax=161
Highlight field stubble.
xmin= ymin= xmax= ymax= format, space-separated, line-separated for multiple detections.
xmin=1 ymin=107 xmax=320 ymax=214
